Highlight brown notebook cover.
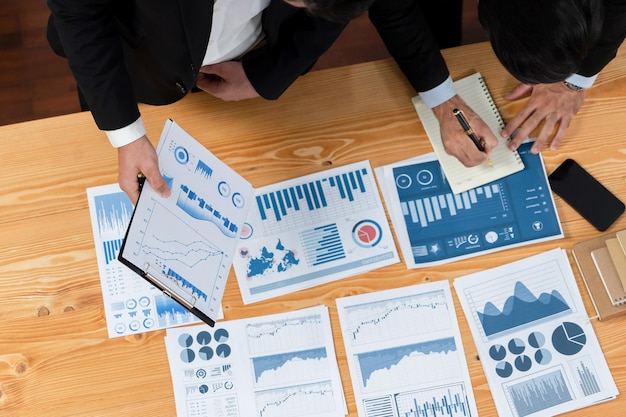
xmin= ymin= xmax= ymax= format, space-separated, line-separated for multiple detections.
xmin=591 ymin=246 xmax=626 ymax=305
xmin=572 ymin=229 xmax=626 ymax=320
xmin=606 ymin=237 xmax=626 ymax=290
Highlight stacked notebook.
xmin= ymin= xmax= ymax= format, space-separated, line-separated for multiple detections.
xmin=572 ymin=228 xmax=626 ymax=320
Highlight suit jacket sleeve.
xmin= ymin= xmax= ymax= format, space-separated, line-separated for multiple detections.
xmin=47 ymin=0 xmax=141 ymax=131
xmin=242 ymin=0 xmax=347 ymax=100
xmin=578 ymin=0 xmax=626 ymax=77
xmin=368 ymin=0 xmax=450 ymax=93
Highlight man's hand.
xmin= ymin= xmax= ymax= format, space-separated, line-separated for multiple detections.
xmin=118 ymin=135 xmax=171 ymax=204
xmin=432 ymin=95 xmax=499 ymax=166
xmin=196 ymin=61 xmax=260 ymax=101
xmin=502 ymin=83 xmax=586 ymax=154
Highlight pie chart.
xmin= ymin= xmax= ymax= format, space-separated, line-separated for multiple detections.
xmin=495 ymin=361 xmax=513 ymax=378
xmin=552 ymin=322 xmax=586 ymax=356
xmin=352 ymin=220 xmax=382 ymax=248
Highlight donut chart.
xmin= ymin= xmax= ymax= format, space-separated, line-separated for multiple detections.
xmin=352 ymin=220 xmax=383 ymax=248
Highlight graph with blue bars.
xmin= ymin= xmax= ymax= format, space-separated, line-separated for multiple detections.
xmin=178 ymin=184 xmax=239 ymax=238
xmin=394 ymin=384 xmax=473 ymax=417
xmin=391 ymin=142 xmax=562 ymax=265
xmin=254 ymin=166 xmax=377 ymax=235
xmin=93 ymin=191 xmax=134 ymax=264
xmin=505 ymin=369 xmax=573 ymax=416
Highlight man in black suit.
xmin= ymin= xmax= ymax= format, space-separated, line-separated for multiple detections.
xmin=48 ymin=0 xmax=624 ymax=203
xmin=48 ymin=0 xmax=477 ymax=202
xmin=478 ymin=0 xmax=626 ymax=156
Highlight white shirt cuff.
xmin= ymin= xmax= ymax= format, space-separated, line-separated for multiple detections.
xmin=105 ymin=117 xmax=147 ymax=148
xmin=418 ymin=76 xmax=457 ymax=108
xmin=565 ymin=73 xmax=598 ymax=90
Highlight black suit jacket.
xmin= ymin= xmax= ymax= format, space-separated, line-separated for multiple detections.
xmin=47 ymin=0 xmax=451 ymax=132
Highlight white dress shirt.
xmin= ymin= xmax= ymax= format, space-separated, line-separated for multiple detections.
xmin=107 ymin=0 xmax=271 ymax=148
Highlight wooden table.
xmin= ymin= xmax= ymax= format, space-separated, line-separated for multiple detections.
xmin=1 ymin=41 xmax=625 ymax=416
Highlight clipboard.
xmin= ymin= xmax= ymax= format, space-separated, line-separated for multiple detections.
xmin=118 ymin=120 xmax=254 ymax=326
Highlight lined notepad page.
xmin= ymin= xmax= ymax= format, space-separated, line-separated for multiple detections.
xmin=412 ymin=72 xmax=524 ymax=194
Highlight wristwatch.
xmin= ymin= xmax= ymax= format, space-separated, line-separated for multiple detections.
xmin=563 ymin=81 xmax=585 ymax=91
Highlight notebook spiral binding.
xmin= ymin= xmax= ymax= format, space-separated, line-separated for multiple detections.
xmin=477 ymin=74 xmax=522 ymax=163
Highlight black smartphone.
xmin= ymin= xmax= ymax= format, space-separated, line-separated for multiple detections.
xmin=548 ymin=159 xmax=624 ymax=231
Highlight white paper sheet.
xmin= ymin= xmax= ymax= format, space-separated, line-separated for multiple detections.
xmin=233 ymin=160 xmax=399 ymax=303
xmin=454 ymin=248 xmax=618 ymax=417
xmin=164 ymin=305 xmax=346 ymax=417
xmin=336 ymin=280 xmax=479 ymax=417
xmin=87 ymin=183 xmax=204 ymax=337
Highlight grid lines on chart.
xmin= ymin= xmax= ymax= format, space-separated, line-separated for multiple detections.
xmin=254 ymin=166 xmax=378 ymax=236
xmin=343 ymin=290 xmax=451 ymax=346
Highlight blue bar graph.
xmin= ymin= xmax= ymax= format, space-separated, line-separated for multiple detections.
xmin=301 ymin=224 xmax=345 ymax=266
xmin=256 ymin=168 xmax=371 ymax=223
xmin=395 ymin=384 xmax=472 ymax=417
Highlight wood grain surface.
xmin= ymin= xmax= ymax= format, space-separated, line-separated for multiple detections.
xmin=1 ymin=41 xmax=625 ymax=416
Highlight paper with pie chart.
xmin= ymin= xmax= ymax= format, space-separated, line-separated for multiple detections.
xmin=376 ymin=141 xmax=563 ymax=268
xmin=163 ymin=305 xmax=346 ymax=417
xmin=233 ymin=160 xmax=399 ymax=303
xmin=454 ymin=248 xmax=618 ymax=417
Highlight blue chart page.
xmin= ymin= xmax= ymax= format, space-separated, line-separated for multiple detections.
xmin=164 ymin=305 xmax=346 ymax=417
xmin=87 ymin=183 xmax=202 ymax=338
xmin=336 ymin=280 xmax=479 ymax=417
xmin=454 ymin=249 xmax=617 ymax=416
xmin=233 ymin=160 xmax=399 ymax=304
xmin=378 ymin=142 xmax=563 ymax=268
xmin=120 ymin=120 xmax=254 ymax=323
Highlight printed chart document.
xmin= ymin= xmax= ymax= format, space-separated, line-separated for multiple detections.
xmin=454 ymin=248 xmax=618 ymax=417
xmin=233 ymin=160 xmax=399 ymax=304
xmin=87 ymin=183 xmax=202 ymax=338
xmin=119 ymin=120 xmax=254 ymax=326
xmin=336 ymin=281 xmax=479 ymax=417
xmin=164 ymin=305 xmax=346 ymax=417
xmin=412 ymin=72 xmax=524 ymax=194
xmin=376 ymin=141 xmax=563 ymax=267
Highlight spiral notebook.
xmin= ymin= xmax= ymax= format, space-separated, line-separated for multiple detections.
xmin=412 ymin=72 xmax=524 ymax=194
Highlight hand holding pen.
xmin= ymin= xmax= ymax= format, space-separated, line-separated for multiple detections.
xmin=453 ymin=108 xmax=493 ymax=167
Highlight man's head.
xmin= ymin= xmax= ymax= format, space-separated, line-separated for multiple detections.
xmin=478 ymin=0 xmax=603 ymax=84
xmin=287 ymin=0 xmax=375 ymax=23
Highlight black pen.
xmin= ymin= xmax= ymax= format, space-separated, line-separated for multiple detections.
xmin=452 ymin=108 xmax=492 ymax=167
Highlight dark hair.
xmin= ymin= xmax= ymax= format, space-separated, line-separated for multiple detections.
xmin=300 ymin=0 xmax=375 ymax=23
xmin=478 ymin=0 xmax=603 ymax=84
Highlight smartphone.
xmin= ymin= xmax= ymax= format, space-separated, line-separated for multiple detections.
xmin=548 ymin=159 xmax=624 ymax=231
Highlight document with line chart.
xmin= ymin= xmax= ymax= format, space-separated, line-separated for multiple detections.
xmin=164 ymin=305 xmax=347 ymax=417
xmin=376 ymin=141 xmax=563 ymax=268
xmin=119 ymin=120 xmax=254 ymax=326
xmin=233 ymin=160 xmax=399 ymax=304
xmin=454 ymin=249 xmax=618 ymax=417
xmin=336 ymin=280 xmax=479 ymax=417
xmin=87 ymin=183 xmax=203 ymax=338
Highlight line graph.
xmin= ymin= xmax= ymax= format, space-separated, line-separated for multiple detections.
xmin=246 ymin=314 xmax=325 ymax=356
xmin=343 ymin=290 xmax=451 ymax=346
xmin=255 ymin=381 xmax=336 ymax=417
xmin=141 ymin=235 xmax=222 ymax=268
xmin=357 ymin=338 xmax=460 ymax=391
xmin=252 ymin=348 xmax=330 ymax=387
